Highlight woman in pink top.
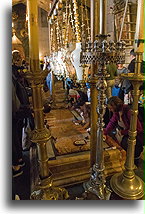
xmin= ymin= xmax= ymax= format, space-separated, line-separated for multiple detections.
xmin=104 ymin=96 xmax=143 ymax=162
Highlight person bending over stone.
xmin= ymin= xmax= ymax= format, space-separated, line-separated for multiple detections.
xmin=104 ymin=96 xmax=143 ymax=165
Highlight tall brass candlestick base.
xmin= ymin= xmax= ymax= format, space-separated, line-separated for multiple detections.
xmin=27 ymin=0 xmax=68 ymax=200
xmin=110 ymin=54 xmax=144 ymax=200
xmin=84 ymin=62 xmax=111 ymax=200
xmin=31 ymin=176 xmax=69 ymax=200
xmin=26 ymin=71 xmax=69 ymax=200
xmin=110 ymin=0 xmax=144 ymax=199
xmin=89 ymin=76 xmax=98 ymax=166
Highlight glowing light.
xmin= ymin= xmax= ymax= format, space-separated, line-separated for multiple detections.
xmin=26 ymin=15 xmax=28 ymax=22
xmin=39 ymin=53 xmax=44 ymax=61
xmin=12 ymin=50 xmax=19 ymax=53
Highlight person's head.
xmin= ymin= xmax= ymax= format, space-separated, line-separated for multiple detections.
xmin=114 ymin=77 xmax=121 ymax=86
xmin=130 ymin=49 xmax=136 ymax=60
xmin=107 ymin=96 xmax=123 ymax=112
xmin=43 ymin=103 xmax=51 ymax=113
xmin=75 ymin=83 xmax=81 ymax=88
xmin=117 ymin=63 xmax=124 ymax=69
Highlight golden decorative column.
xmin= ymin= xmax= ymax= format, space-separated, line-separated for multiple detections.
xmin=26 ymin=0 xmax=68 ymax=200
xmin=110 ymin=0 xmax=144 ymax=200
xmin=89 ymin=0 xmax=99 ymax=167
xmin=27 ymin=0 xmax=50 ymax=179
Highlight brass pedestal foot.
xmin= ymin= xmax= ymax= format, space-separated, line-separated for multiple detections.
xmin=83 ymin=180 xmax=111 ymax=200
xmin=31 ymin=186 xmax=69 ymax=200
xmin=31 ymin=177 xmax=69 ymax=200
xmin=110 ymin=172 xmax=144 ymax=200
xmin=83 ymin=165 xmax=112 ymax=200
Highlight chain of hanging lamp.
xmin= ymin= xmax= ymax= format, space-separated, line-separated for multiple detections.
xmin=80 ymin=1 xmax=85 ymax=41
xmin=84 ymin=0 xmax=91 ymax=41
xmin=64 ymin=0 xmax=70 ymax=47
xmin=69 ymin=3 xmax=76 ymax=36
xmin=71 ymin=0 xmax=81 ymax=43
xmin=55 ymin=18 xmax=61 ymax=49
xmin=79 ymin=0 xmax=90 ymax=81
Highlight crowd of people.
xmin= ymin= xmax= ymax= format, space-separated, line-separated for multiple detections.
xmin=65 ymin=49 xmax=144 ymax=166
xmin=12 ymin=49 xmax=144 ymax=181
xmin=12 ymin=59 xmax=34 ymax=178
xmin=12 ymin=57 xmax=50 ymax=179
xmin=106 ymin=49 xmax=144 ymax=104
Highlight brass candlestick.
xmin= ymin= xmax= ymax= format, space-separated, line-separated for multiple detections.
xmin=89 ymin=0 xmax=99 ymax=168
xmin=26 ymin=0 xmax=68 ymax=200
xmin=110 ymin=0 xmax=144 ymax=200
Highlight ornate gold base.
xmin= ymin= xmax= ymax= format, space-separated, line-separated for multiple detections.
xmin=83 ymin=180 xmax=111 ymax=200
xmin=31 ymin=186 xmax=69 ymax=200
xmin=110 ymin=172 xmax=144 ymax=200
xmin=31 ymin=177 xmax=69 ymax=200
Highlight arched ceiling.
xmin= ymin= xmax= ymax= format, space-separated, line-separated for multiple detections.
xmin=12 ymin=0 xmax=50 ymax=12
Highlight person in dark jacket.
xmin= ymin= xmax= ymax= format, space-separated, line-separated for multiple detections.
xmin=124 ymin=49 xmax=136 ymax=96
xmin=12 ymin=81 xmax=24 ymax=178
xmin=128 ymin=49 xmax=136 ymax=73
xmin=104 ymin=96 xmax=143 ymax=163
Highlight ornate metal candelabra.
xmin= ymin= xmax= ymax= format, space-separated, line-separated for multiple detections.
xmin=81 ymin=0 xmax=126 ymax=200
xmin=81 ymin=37 xmax=126 ymax=65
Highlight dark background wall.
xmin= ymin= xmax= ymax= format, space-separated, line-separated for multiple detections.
xmin=12 ymin=3 xmax=29 ymax=59
xmin=12 ymin=3 xmax=49 ymax=61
